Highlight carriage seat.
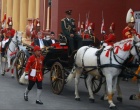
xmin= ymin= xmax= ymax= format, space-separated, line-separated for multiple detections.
xmin=59 ymin=33 xmax=67 ymax=46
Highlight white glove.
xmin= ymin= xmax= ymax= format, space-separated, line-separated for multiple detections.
xmin=24 ymin=74 xmax=28 ymax=80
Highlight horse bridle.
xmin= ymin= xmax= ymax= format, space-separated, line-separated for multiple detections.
xmin=8 ymin=33 xmax=21 ymax=53
xmin=113 ymin=40 xmax=140 ymax=65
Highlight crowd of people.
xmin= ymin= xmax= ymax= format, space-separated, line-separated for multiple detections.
xmin=0 ymin=8 xmax=140 ymax=105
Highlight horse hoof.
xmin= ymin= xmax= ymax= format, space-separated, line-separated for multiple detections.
xmin=11 ymin=75 xmax=14 ymax=78
xmin=89 ymin=98 xmax=94 ymax=103
xmin=100 ymin=95 xmax=104 ymax=100
xmin=75 ymin=98 xmax=80 ymax=101
xmin=129 ymin=94 xmax=137 ymax=100
xmin=1 ymin=72 xmax=5 ymax=76
xmin=117 ymin=97 xmax=122 ymax=102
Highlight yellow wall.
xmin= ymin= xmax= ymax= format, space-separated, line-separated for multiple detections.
xmin=1 ymin=0 xmax=40 ymax=38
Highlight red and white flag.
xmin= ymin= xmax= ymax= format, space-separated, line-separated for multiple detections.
xmin=101 ymin=11 xmax=105 ymax=34
xmin=1 ymin=13 xmax=6 ymax=28
xmin=85 ymin=13 xmax=89 ymax=31
xmin=101 ymin=18 xmax=105 ymax=34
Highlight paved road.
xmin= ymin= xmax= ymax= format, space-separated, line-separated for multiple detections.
xmin=0 ymin=69 xmax=139 ymax=110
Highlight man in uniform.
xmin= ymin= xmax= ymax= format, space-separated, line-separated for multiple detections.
xmin=30 ymin=18 xmax=42 ymax=46
xmin=1 ymin=17 xmax=16 ymax=57
xmin=104 ymin=22 xmax=116 ymax=46
xmin=2 ymin=17 xmax=15 ymax=38
xmin=24 ymin=46 xmax=44 ymax=105
xmin=123 ymin=8 xmax=139 ymax=39
xmin=61 ymin=10 xmax=82 ymax=56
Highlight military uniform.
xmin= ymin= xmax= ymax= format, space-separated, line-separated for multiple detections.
xmin=104 ymin=22 xmax=116 ymax=46
xmin=61 ymin=10 xmax=82 ymax=56
xmin=1 ymin=17 xmax=15 ymax=57
xmin=122 ymin=26 xmax=138 ymax=39
xmin=123 ymin=8 xmax=140 ymax=39
xmin=24 ymin=46 xmax=44 ymax=105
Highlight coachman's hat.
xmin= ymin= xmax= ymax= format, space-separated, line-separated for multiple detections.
xmin=34 ymin=46 xmax=41 ymax=51
xmin=65 ymin=10 xmax=72 ymax=15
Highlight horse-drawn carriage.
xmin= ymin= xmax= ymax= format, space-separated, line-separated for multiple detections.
xmin=15 ymin=34 xmax=103 ymax=95
xmin=1 ymin=32 xmax=140 ymax=109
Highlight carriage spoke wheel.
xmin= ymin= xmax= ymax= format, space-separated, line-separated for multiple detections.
xmin=16 ymin=51 xmax=27 ymax=83
xmin=84 ymin=76 xmax=103 ymax=94
xmin=50 ymin=62 xmax=65 ymax=95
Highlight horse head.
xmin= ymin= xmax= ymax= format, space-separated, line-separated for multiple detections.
xmin=13 ymin=31 xmax=23 ymax=45
xmin=131 ymin=35 xmax=140 ymax=57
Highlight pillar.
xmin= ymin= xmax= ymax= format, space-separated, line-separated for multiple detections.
xmin=36 ymin=0 xmax=40 ymax=18
xmin=46 ymin=6 xmax=51 ymax=31
xmin=12 ymin=0 xmax=20 ymax=30
xmin=19 ymin=0 xmax=28 ymax=40
xmin=1 ymin=0 xmax=7 ymax=20
xmin=7 ymin=0 xmax=13 ymax=18
xmin=28 ymin=0 xmax=36 ymax=18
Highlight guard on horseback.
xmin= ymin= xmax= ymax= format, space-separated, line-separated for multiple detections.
xmin=30 ymin=18 xmax=42 ymax=46
xmin=61 ymin=10 xmax=82 ymax=57
xmin=123 ymin=8 xmax=140 ymax=39
xmin=104 ymin=22 xmax=116 ymax=46
xmin=1 ymin=17 xmax=15 ymax=57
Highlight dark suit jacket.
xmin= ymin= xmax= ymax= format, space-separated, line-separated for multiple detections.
xmin=34 ymin=38 xmax=48 ymax=47
xmin=47 ymin=39 xmax=59 ymax=46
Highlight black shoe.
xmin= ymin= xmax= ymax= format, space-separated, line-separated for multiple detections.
xmin=36 ymin=100 xmax=43 ymax=105
xmin=24 ymin=93 xmax=28 ymax=101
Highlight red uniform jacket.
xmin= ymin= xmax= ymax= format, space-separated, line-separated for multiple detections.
xmin=2 ymin=28 xmax=15 ymax=37
xmin=104 ymin=33 xmax=116 ymax=46
xmin=25 ymin=55 xmax=44 ymax=81
xmin=122 ymin=26 xmax=138 ymax=39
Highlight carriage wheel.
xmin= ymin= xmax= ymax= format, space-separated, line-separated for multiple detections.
xmin=50 ymin=62 xmax=65 ymax=95
xmin=84 ymin=76 xmax=103 ymax=94
xmin=16 ymin=51 xmax=27 ymax=83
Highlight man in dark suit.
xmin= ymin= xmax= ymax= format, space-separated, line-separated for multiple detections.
xmin=47 ymin=31 xmax=59 ymax=46
xmin=34 ymin=32 xmax=48 ymax=49
xmin=61 ymin=10 xmax=82 ymax=56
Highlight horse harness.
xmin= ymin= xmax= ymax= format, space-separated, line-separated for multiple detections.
xmin=75 ymin=44 xmax=140 ymax=78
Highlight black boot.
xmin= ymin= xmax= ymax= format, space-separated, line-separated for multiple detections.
xmin=36 ymin=100 xmax=43 ymax=105
xmin=24 ymin=93 xmax=28 ymax=101
xmin=24 ymin=88 xmax=29 ymax=101
xmin=36 ymin=89 xmax=43 ymax=105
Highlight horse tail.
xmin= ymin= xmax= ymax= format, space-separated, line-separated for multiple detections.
xmin=67 ymin=66 xmax=76 ymax=84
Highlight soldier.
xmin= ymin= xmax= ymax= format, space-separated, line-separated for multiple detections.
xmin=88 ymin=22 xmax=96 ymax=41
xmin=61 ymin=10 xmax=82 ymax=56
xmin=104 ymin=22 xmax=116 ymax=46
xmin=30 ymin=18 xmax=42 ymax=46
xmin=1 ymin=17 xmax=16 ymax=57
xmin=122 ymin=8 xmax=140 ymax=81
xmin=24 ymin=46 xmax=44 ymax=105
xmin=123 ymin=8 xmax=139 ymax=39
xmin=2 ymin=17 xmax=15 ymax=38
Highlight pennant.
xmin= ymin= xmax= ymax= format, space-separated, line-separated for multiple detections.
xmin=105 ymin=50 xmax=110 ymax=57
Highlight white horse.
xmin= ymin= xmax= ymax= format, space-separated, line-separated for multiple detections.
xmin=67 ymin=35 xmax=140 ymax=109
xmin=101 ymin=56 xmax=140 ymax=102
xmin=1 ymin=31 xmax=23 ymax=77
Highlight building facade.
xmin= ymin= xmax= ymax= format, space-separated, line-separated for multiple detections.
xmin=1 ymin=0 xmax=140 ymax=41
